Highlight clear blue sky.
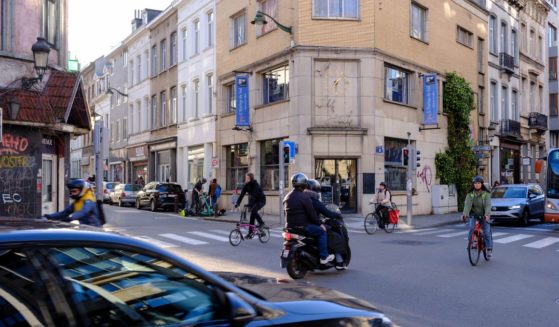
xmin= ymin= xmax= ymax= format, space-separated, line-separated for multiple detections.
xmin=68 ymin=0 xmax=167 ymax=65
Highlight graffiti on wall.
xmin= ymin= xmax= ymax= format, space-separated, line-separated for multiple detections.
xmin=0 ymin=133 xmax=29 ymax=155
xmin=416 ymin=165 xmax=433 ymax=192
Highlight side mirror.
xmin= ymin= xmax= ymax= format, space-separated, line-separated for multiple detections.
xmin=528 ymin=193 xmax=536 ymax=199
xmin=225 ymin=292 xmax=256 ymax=326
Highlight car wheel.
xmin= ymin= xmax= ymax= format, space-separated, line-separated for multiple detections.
xmin=521 ymin=209 xmax=530 ymax=226
xmin=150 ymin=199 xmax=157 ymax=212
xmin=136 ymin=199 xmax=142 ymax=210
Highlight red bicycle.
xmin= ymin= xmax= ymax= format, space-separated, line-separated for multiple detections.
xmin=467 ymin=216 xmax=491 ymax=266
xmin=229 ymin=205 xmax=270 ymax=246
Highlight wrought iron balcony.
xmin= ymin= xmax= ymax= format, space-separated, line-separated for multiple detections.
xmin=528 ymin=112 xmax=548 ymax=131
xmin=499 ymin=119 xmax=521 ymax=138
xmin=499 ymin=53 xmax=515 ymax=73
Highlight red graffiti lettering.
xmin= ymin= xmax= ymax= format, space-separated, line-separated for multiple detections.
xmin=0 ymin=133 xmax=29 ymax=154
xmin=416 ymin=165 xmax=433 ymax=192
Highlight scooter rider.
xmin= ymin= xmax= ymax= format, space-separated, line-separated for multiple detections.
xmin=284 ymin=173 xmax=334 ymax=264
xmin=44 ymin=179 xmax=102 ymax=227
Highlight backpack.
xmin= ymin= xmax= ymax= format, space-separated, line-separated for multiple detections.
xmin=215 ymin=184 xmax=221 ymax=198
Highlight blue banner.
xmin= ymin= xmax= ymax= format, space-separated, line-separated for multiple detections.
xmin=423 ymin=74 xmax=438 ymax=125
xmin=235 ymin=75 xmax=250 ymax=127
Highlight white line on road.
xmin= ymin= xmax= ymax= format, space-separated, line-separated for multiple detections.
xmin=436 ymin=231 xmax=469 ymax=238
xmin=160 ymin=233 xmax=208 ymax=245
xmin=187 ymin=231 xmax=229 ymax=242
xmin=491 ymin=232 xmax=509 ymax=238
xmin=522 ymin=237 xmax=559 ymax=249
xmin=133 ymin=236 xmax=178 ymax=248
xmin=397 ymin=228 xmax=438 ymax=234
xmin=493 ymin=234 xmax=534 ymax=244
xmin=210 ymin=229 xmax=234 ymax=236
xmin=414 ymin=229 xmax=454 ymax=235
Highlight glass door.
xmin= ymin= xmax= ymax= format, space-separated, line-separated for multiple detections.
xmin=315 ymin=159 xmax=357 ymax=213
xmin=41 ymin=154 xmax=57 ymax=215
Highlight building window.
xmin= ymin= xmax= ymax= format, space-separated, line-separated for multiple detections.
xmin=500 ymin=22 xmax=507 ymax=54
xmin=313 ymin=0 xmax=359 ymax=19
xmin=550 ymin=93 xmax=558 ymax=116
xmin=171 ymin=86 xmax=177 ymax=124
xmin=181 ymin=28 xmax=188 ymax=61
xmin=116 ymin=120 xmax=120 ymax=142
xmin=512 ymin=89 xmax=518 ymax=121
xmin=384 ymin=138 xmax=407 ymax=191
xmin=181 ymin=85 xmax=187 ymax=121
xmin=207 ymin=74 xmax=213 ymax=115
xmin=194 ymin=19 xmax=200 ymax=55
xmin=457 ymin=26 xmax=473 ymax=48
xmin=207 ymin=11 xmax=214 ymax=47
xmin=42 ymin=0 xmax=59 ymax=47
xmin=170 ymin=32 xmax=177 ymax=66
xmin=224 ymin=83 xmax=236 ymax=113
xmin=477 ymin=86 xmax=484 ymax=114
xmin=477 ymin=38 xmax=484 ymax=73
xmin=194 ymin=79 xmax=200 ymax=118
xmin=521 ymin=22 xmax=527 ymax=52
xmin=260 ymin=139 xmax=288 ymax=190
xmin=549 ymin=24 xmax=557 ymax=47
xmin=501 ymin=86 xmax=508 ymax=120
xmin=550 ymin=57 xmax=558 ymax=80
xmin=160 ymin=91 xmax=167 ymax=127
xmin=410 ymin=2 xmax=427 ymax=42
xmin=151 ymin=45 xmax=157 ymax=76
xmin=263 ymin=65 xmax=289 ymax=104
xmin=129 ymin=60 xmax=134 ymax=85
xmin=490 ymin=81 xmax=498 ymax=122
xmin=231 ymin=12 xmax=246 ymax=48
xmin=539 ymin=85 xmax=543 ymax=113
xmin=530 ymin=81 xmax=536 ymax=112
xmin=257 ymin=0 xmax=277 ymax=36
xmin=151 ymin=95 xmax=157 ymax=129
xmin=123 ymin=117 xmax=128 ymax=139
xmin=530 ymin=29 xmax=536 ymax=56
xmin=110 ymin=121 xmax=114 ymax=143
xmin=160 ymin=39 xmax=166 ymax=71
xmin=384 ymin=65 xmax=410 ymax=104
xmin=144 ymin=49 xmax=149 ymax=79
xmin=136 ymin=55 xmax=141 ymax=83
xmin=226 ymin=143 xmax=249 ymax=190
xmin=511 ymin=29 xmax=518 ymax=64
xmin=130 ymin=104 xmax=134 ymax=134
xmin=489 ymin=15 xmax=497 ymax=54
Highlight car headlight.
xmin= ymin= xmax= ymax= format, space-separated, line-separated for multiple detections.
xmin=547 ymin=200 xmax=559 ymax=211
xmin=509 ymin=205 xmax=521 ymax=210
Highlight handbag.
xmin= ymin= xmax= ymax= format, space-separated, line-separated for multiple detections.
xmin=388 ymin=207 xmax=399 ymax=225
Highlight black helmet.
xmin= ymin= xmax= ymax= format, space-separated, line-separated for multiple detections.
xmin=67 ymin=179 xmax=86 ymax=191
xmin=291 ymin=173 xmax=308 ymax=188
xmin=307 ymin=179 xmax=321 ymax=192
xmin=472 ymin=175 xmax=484 ymax=184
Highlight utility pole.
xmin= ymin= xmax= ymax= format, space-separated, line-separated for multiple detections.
xmin=93 ymin=118 xmax=104 ymax=201
xmin=279 ymin=141 xmax=285 ymax=226
xmin=406 ymin=132 xmax=413 ymax=226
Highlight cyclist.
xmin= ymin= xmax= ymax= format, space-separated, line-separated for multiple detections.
xmin=462 ymin=175 xmax=493 ymax=257
xmin=369 ymin=182 xmax=392 ymax=228
xmin=44 ymin=179 xmax=101 ymax=227
xmin=284 ymin=173 xmax=334 ymax=265
xmin=234 ymin=173 xmax=266 ymax=237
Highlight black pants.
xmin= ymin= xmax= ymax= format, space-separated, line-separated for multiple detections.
xmin=191 ymin=192 xmax=200 ymax=214
xmin=375 ymin=206 xmax=389 ymax=227
xmin=249 ymin=202 xmax=265 ymax=226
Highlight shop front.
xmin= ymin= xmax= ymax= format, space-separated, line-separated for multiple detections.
xmin=187 ymin=145 xmax=205 ymax=189
xmin=128 ymin=145 xmax=149 ymax=184
xmin=499 ymin=142 xmax=521 ymax=184
xmin=149 ymin=139 xmax=177 ymax=183
xmin=109 ymin=148 xmax=127 ymax=183
xmin=315 ymin=159 xmax=358 ymax=213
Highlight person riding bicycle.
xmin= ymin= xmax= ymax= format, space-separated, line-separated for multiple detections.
xmin=44 ymin=179 xmax=102 ymax=227
xmin=234 ymin=173 xmax=266 ymax=237
xmin=284 ymin=173 xmax=334 ymax=265
xmin=462 ymin=175 xmax=493 ymax=257
xmin=369 ymin=182 xmax=392 ymax=228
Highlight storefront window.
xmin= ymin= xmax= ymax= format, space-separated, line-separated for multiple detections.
xmin=157 ymin=151 xmax=171 ymax=182
xmin=226 ymin=143 xmax=248 ymax=190
xmin=315 ymin=159 xmax=357 ymax=212
xmin=260 ymin=139 xmax=288 ymax=190
xmin=384 ymin=138 xmax=407 ymax=191
xmin=188 ymin=146 xmax=205 ymax=189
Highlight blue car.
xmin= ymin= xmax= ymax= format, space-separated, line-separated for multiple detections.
xmin=490 ymin=184 xmax=545 ymax=225
xmin=0 ymin=219 xmax=392 ymax=326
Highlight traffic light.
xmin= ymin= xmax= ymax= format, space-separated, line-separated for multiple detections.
xmin=412 ymin=149 xmax=421 ymax=168
xmin=283 ymin=144 xmax=291 ymax=164
xmin=402 ymin=147 xmax=409 ymax=166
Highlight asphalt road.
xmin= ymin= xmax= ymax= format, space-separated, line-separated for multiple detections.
xmin=102 ymin=204 xmax=559 ymax=327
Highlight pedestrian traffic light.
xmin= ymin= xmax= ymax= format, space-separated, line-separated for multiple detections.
xmin=402 ymin=147 xmax=409 ymax=166
xmin=412 ymin=149 xmax=421 ymax=168
xmin=283 ymin=144 xmax=291 ymax=164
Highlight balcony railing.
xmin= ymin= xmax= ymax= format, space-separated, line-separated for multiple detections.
xmin=500 ymin=53 xmax=515 ymax=73
xmin=499 ymin=119 xmax=521 ymax=138
xmin=529 ymin=112 xmax=548 ymax=131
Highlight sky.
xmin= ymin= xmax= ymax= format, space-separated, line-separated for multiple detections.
xmin=68 ymin=0 xmax=168 ymax=66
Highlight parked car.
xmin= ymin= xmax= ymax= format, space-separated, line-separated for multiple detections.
xmin=0 ymin=219 xmax=392 ymax=326
xmin=136 ymin=182 xmax=186 ymax=212
xmin=490 ymin=184 xmax=545 ymax=225
xmin=102 ymin=181 xmax=120 ymax=203
xmin=109 ymin=183 xmax=142 ymax=207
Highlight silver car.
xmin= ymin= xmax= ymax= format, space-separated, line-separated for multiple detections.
xmin=109 ymin=183 xmax=142 ymax=207
xmin=490 ymin=184 xmax=545 ymax=225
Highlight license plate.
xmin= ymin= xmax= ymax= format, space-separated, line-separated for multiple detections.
xmin=168 ymin=194 xmax=177 ymax=198
xmin=281 ymin=250 xmax=290 ymax=258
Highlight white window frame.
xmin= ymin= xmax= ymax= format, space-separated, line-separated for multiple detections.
xmin=312 ymin=0 xmax=359 ymax=19
xmin=194 ymin=19 xmax=200 ymax=55
xmin=231 ymin=11 xmax=246 ymax=49
xmin=207 ymin=11 xmax=214 ymax=47
xmin=410 ymin=2 xmax=427 ymax=42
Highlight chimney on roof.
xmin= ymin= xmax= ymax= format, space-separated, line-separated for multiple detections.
xmin=131 ymin=9 xmax=142 ymax=32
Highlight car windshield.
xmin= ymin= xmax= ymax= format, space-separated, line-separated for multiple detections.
xmin=106 ymin=183 xmax=118 ymax=189
xmin=125 ymin=185 xmax=142 ymax=192
xmin=491 ymin=187 xmax=526 ymax=198
xmin=158 ymin=184 xmax=183 ymax=193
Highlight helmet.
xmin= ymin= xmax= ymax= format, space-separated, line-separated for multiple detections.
xmin=307 ymin=179 xmax=321 ymax=192
xmin=472 ymin=175 xmax=484 ymax=184
xmin=67 ymin=179 xmax=86 ymax=191
xmin=291 ymin=173 xmax=308 ymax=188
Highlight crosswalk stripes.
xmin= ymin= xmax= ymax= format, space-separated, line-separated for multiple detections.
xmin=436 ymin=230 xmax=469 ymax=238
xmin=522 ymin=237 xmax=559 ymax=249
xmin=160 ymin=233 xmax=208 ymax=245
xmin=493 ymin=234 xmax=534 ymax=244
xmin=490 ymin=232 xmax=509 ymax=238
xmin=397 ymin=228 xmax=438 ymax=234
xmin=413 ymin=228 xmax=454 ymax=236
xmin=187 ymin=231 xmax=230 ymax=242
xmin=134 ymin=236 xmax=178 ymax=248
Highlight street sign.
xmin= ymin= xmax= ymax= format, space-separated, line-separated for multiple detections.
xmin=472 ymin=145 xmax=491 ymax=152
xmin=474 ymin=153 xmax=488 ymax=159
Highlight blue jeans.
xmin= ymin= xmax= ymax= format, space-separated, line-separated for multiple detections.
xmin=468 ymin=217 xmax=493 ymax=250
xmin=305 ymin=224 xmax=329 ymax=259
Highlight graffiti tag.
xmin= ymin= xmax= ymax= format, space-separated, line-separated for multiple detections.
xmin=0 ymin=133 xmax=29 ymax=155
xmin=1 ymin=193 xmax=23 ymax=204
xmin=417 ymin=165 xmax=433 ymax=192
xmin=0 ymin=156 xmax=32 ymax=169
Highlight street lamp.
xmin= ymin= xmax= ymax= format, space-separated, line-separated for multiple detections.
xmin=8 ymin=100 xmax=20 ymax=120
xmin=22 ymin=37 xmax=51 ymax=89
xmin=106 ymin=87 xmax=128 ymax=97
xmin=251 ymin=10 xmax=293 ymax=35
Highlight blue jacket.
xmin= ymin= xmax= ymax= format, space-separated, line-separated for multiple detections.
xmin=46 ymin=198 xmax=101 ymax=227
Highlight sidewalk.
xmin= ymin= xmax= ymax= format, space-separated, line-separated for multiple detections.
xmin=197 ymin=210 xmax=462 ymax=230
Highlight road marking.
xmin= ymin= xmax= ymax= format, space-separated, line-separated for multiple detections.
xmin=493 ymin=234 xmax=534 ymax=244
xmin=269 ymin=230 xmax=283 ymax=238
xmin=398 ymin=228 xmax=438 ymax=234
xmin=187 ymin=231 xmax=229 ymax=242
xmin=160 ymin=233 xmax=208 ymax=245
xmin=436 ymin=231 xmax=469 ymax=238
xmin=522 ymin=237 xmax=559 ymax=249
xmin=133 ymin=236 xmax=178 ymax=248
xmin=210 ymin=229 xmax=233 ymax=236
xmin=414 ymin=228 xmax=454 ymax=235
xmin=491 ymin=232 xmax=509 ymax=238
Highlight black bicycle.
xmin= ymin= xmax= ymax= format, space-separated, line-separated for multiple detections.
xmin=364 ymin=203 xmax=396 ymax=234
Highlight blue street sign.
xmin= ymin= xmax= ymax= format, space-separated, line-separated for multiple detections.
xmin=235 ymin=75 xmax=250 ymax=127
xmin=283 ymin=141 xmax=296 ymax=161
xmin=423 ymin=73 xmax=438 ymax=125
xmin=375 ymin=146 xmax=384 ymax=154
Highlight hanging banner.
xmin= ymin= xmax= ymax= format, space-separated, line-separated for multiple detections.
xmin=235 ymin=75 xmax=250 ymax=128
xmin=423 ymin=73 xmax=438 ymax=125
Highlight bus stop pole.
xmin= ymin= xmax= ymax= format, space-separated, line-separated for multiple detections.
xmin=279 ymin=141 xmax=285 ymax=226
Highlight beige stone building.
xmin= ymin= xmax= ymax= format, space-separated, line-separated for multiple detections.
xmin=215 ymin=0 xmax=489 ymax=216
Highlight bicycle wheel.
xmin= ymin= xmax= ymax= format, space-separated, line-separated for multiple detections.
xmin=482 ymin=237 xmax=490 ymax=261
xmin=384 ymin=220 xmax=396 ymax=233
xmin=258 ymin=227 xmax=270 ymax=243
xmin=229 ymin=229 xmax=242 ymax=246
xmin=468 ymin=234 xmax=481 ymax=266
xmin=364 ymin=213 xmax=378 ymax=235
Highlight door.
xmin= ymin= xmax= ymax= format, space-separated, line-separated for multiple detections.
xmin=315 ymin=159 xmax=358 ymax=213
xmin=531 ymin=185 xmax=545 ymax=217
xmin=41 ymin=154 xmax=57 ymax=215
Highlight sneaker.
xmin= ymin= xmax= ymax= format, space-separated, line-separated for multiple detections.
xmin=335 ymin=262 xmax=347 ymax=270
xmin=320 ymin=254 xmax=335 ymax=264
xmin=486 ymin=249 xmax=492 ymax=258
